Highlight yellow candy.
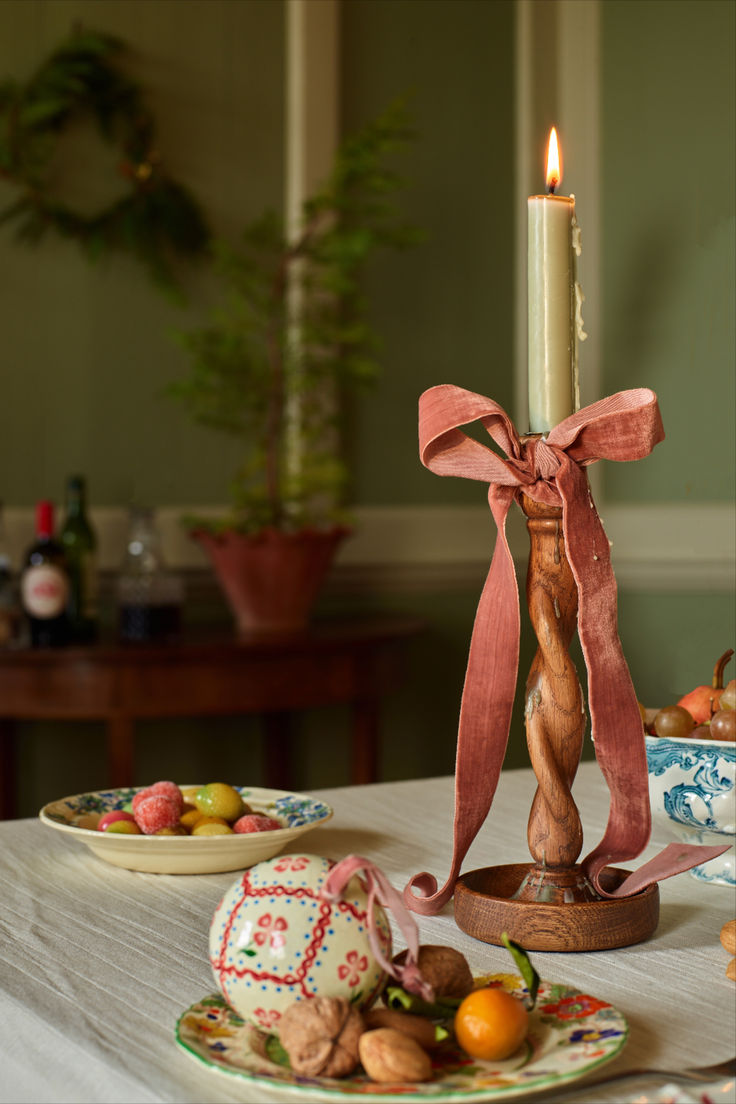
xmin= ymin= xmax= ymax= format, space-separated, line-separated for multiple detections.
xmin=105 ymin=820 xmax=142 ymax=835
xmin=155 ymin=825 xmax=188 ymax=836
xmin=194 ymin=783 xmax=244 ymax=823
xmin=180 ymin=808 xmax=204 ymax=830
xmin=192 ymin=820 xmax=234 ymax=836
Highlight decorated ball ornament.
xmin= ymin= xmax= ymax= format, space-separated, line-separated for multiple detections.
xmin=0 ymin=28 xmax=209 ymax=298
xmin=209 ymin=853 xmax=433 ymax=1033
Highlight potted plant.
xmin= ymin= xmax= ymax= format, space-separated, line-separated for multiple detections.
xmin=168 ymin=101 xmax=420 ymax=634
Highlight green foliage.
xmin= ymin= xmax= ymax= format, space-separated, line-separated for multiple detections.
xmin=0 ymin=28 xmax=209 ymax=297
xmin=169 ymin=100 xmax=421 ymax=532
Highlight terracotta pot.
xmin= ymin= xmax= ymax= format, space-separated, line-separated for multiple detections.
xmin=192 ymin=526 xmax=350 ymax=635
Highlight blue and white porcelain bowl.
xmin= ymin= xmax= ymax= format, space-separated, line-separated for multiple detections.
xmin=645 ymin=733 xmax=735 ymax=886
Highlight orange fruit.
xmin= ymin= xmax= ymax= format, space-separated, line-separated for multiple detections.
xmin=454 ymin=986 xmax=529 ymax=1061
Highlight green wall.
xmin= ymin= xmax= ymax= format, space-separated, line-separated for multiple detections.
xmin=341 ymin=0 xmax=516 ymax=507
xmin=601 ymin=0 xmax=735 ymax=503
xmin=0 ymin=0 xmax=284 ymax=507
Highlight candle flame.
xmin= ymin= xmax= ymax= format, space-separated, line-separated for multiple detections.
xmin=546 ymin=127 xmax=562 ymax=193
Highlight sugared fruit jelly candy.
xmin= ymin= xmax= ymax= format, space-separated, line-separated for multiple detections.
xmin=98 ymin=810 xmax=136 ymax=832
xmin=134 ymin=795 xmax=181 ymax=835
xmin=106 ymin=820 xmax=142 ymax=835
xmin=192 ymin=820 xmax=234 ymax=836
xmin=148 ymin=780 xmax=184 ymax=812
xmin=194 ymin=782 xmax=244 ymax=822
xmin=209 ymin=853 xmax=391 ymax=1031
xmin=233 ymin=814 xmax=282 ymax=833
xmin=132 ymin=780 xmax=183 ymax=815
xmin=180 ymin=807 xmax=204 ymax=831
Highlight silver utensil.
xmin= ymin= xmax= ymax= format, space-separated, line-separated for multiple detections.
xmin=563 ymin=1056 xmax=735 ymax=1096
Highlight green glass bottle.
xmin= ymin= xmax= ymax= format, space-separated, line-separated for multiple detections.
xmin=60 ymin=475 xmax=98 ymax=643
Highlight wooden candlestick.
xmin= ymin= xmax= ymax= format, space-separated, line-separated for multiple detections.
xmin=453 ymin=484 xmax=659 ymax=951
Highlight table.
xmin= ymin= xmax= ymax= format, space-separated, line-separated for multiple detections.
xmin=0 ymin=615 xmax=424 ymax=818
xmin=1 ymin=763 xmax=735 ymax=1103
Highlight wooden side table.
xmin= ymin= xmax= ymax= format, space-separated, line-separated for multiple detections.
xmin=0 ymin=614 xmax=425 ymax=818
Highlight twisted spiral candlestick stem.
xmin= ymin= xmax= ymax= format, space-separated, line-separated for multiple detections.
xmin=515 ymin=492 xmax=596 ymax=903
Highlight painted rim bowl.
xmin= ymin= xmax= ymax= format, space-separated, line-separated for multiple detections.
xmin=645 ymin=733 xmax=736 ymax=886
xmin=39 ymin=785 xmax=333 ymax=875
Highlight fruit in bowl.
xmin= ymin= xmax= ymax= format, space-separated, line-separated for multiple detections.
xmin=675 ymin=649 xmax=733 ymax=724
xmin=644 ymin=650 xmax=735 ymax=886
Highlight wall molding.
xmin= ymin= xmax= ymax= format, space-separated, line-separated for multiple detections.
xmin=5 ymin=502 xmax=733 ymax=594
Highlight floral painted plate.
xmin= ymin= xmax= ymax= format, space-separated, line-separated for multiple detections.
xmin=175 ymin=974 xmax=627 ymax=1101
xmin=39 ymin=785 xmax=332 ymax=874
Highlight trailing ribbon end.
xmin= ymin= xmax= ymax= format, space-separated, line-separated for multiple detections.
xmin=403 ymin=871 xmax=450 ymax=916
xmin=603 ymin=842 xmax=733 ymax=898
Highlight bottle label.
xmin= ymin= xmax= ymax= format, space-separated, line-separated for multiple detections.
xmin=22 ymin=564 xmax=69 ymax=619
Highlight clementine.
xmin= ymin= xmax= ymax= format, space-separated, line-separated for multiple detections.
xmin=454 ymin=986 xmax=529 ymax=1061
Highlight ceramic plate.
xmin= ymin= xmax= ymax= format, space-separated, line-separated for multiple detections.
xmin=39 ymin=785 xmax=332 ymax=874
xmin=175 ymin=975 xmax=628 ymax=1101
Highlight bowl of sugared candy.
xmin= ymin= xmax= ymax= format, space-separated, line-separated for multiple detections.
xmin=644 ymin=652 xmax=735 ymax=886
xmin=39 ymin=781 xmax=332 ymax=874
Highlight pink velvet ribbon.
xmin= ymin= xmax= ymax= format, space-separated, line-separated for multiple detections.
xmin=321 ymin=855 xmax=435 ymax=1001
xmin=404 ymin=385 xmax=729 ymax=915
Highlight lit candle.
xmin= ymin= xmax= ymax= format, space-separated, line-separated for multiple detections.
xmin=527 ymin=127 xmax=583 ymax=433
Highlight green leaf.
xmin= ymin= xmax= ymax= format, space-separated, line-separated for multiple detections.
xmin=383 ymin=986 xmax=462 ymax=1020
xmin=264 ymin=1033 xmax=291 ymax=1068
xmin=501 ymin=932 xmax=540 ymax=1010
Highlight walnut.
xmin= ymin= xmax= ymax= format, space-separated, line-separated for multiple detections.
xmin=279 ymin=997 xmax=364 ymax=1078
xmin=364 ymin=1007 xmax=439 ymax=1049
xmin=392 ymin=944 xmax=474 ymax=999
xmin=359 ymin=1027 xmax=432 ymax=1083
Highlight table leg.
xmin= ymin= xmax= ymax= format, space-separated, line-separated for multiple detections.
xmin=263 ymin=713 xmax=294 ymax=790
xmin=107 ymin=714 xmax=135 ymax=788
xmin=350 ymin=698 xmax=379 ymax=784
xmin=0 ymin=719 xmax=16 ymax=819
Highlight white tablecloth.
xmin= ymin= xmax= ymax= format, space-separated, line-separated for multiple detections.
xmin=1 ymin=764 xmax=734 ymax=1103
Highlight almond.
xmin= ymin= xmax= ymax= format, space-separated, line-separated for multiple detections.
xmin=720 ymin=919 xmax=736 ymax=956
xmin=364 ymin=1008 xmax=439 ymax=1049
xmin=359 ymin=1027 xmax=432 ymax=1083
xmin=726 ymin=958 xmax=736 ymax=982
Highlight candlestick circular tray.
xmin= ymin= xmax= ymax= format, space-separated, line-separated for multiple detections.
xmin=454 ymin=863 xmax=660 ymax=952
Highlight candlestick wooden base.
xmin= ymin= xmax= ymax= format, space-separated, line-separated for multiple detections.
xmin=453 ymin=479 xmax=660 ymax=952
xmin=454 ymin=863 xmax=659 ymax=952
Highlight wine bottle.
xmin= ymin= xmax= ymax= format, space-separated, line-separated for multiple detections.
xmin=60 ymin=475 xmax=98 ymax=643
xmin=21 ymin=501 xmax=70 ymax=648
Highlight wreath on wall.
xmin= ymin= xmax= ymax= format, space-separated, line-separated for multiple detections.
xmin=0 ymin=29 xmax=210 ymax=297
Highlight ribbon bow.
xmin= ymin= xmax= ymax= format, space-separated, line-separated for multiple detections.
xmin=404 ymin=385 xmax=728 ymax=914
xmin=321 ymin=855 xmax=434 ymax=1002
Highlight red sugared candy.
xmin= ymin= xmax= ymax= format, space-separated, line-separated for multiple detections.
xmin=132 ymin=787 xmax=153 ymax=814
xmin=98 ymin=810 xmax=137 ymax=832
xmin=132 ymin=780 xmax=183 ymax=816
xmin=232 ymin=814 xmax=282 ymax=834
xmin=148 ymin=780 xmax=184 ymax=812
xmin=135 ymin=795 xmax=181 ymax=835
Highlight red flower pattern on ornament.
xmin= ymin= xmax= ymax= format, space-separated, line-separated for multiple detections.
xmin=274 ymin=856 xmax=310 ymax=873
xmin=254 ymin=1007 xmax=281 ymax=1029
xmin=253 ymin=913 xmax=288 ymax=950
xmin=337 ymin=949 xmax=369 ymax=986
